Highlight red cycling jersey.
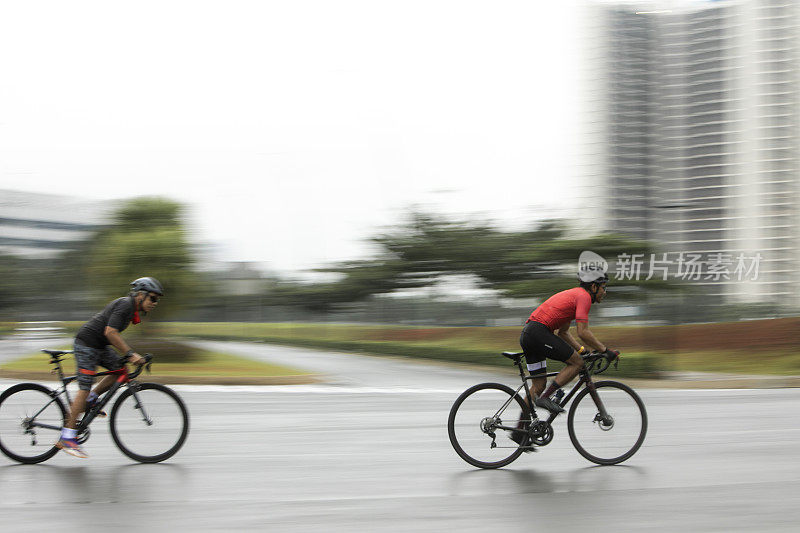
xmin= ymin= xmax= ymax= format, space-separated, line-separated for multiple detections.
xmin=527 ymin=287 xmax=592 ymax=332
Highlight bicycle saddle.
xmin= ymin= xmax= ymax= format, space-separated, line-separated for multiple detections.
xmin=41 ymin=349 xmax=73 ymax=356
xmin=502 ymin=352 xmax=524 ymax=361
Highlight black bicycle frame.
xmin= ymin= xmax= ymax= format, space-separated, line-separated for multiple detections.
xmin=77 ymin=365 xmax=155 ymax=430
xmin=29 ymin=353 xmax=146 ymax=433
xmin=77 ymin=375 xmax=125 ymax=431
xmin=508 ymin=359 xmax=610 ymax=429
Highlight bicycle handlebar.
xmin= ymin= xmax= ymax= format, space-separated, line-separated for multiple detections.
xmin=581 ymin=351 xmax=618 ymax=375
xmin=127 ymin=353 xmax=153 ymax=380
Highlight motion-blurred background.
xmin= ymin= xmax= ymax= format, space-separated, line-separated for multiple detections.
xmin=1 ymin=0 xmax=798 ymax=374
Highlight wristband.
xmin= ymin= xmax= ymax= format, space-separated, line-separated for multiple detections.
xmin=125 ymin=349 xmax=135 ymax=360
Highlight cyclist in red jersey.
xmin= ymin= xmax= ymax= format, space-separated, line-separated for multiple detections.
xmin=518 ymin=269 xmax=619 ymax=417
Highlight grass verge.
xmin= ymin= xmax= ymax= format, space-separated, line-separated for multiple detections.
xmin=153 ymin=322 xmax=663 ymax=378
xmin=0 ymin=345 xmax=315 ymax=385
xmin=6 ymin=319 xmax=800 ymax=378
xmin=152 ymin=320 xmax=800 ymax=377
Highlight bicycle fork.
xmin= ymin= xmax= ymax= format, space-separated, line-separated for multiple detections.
xmin=130 ymin=389 xmax=154 ymax=426
xmin=583 ymin=375 xmax=614 ymax=428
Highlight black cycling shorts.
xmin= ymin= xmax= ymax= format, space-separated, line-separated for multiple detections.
xmin=519 ymin=321 xmax=575 ymax=376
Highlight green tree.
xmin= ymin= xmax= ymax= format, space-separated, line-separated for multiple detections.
xmin=369 ymin=212 xmax=661 ymax=300
xmin=272 ymin=210 xmax=666 ymax=310
xmin=371 ymin=212 xmax=517 ymax=283
xmin=86 ymin=197 xmax=198 ymax=317
xmin=272 ymin=260 xmax=420 ymax=313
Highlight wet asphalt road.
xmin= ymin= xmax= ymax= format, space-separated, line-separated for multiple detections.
xmin=0 ymin=338 xmax=799 ymax=532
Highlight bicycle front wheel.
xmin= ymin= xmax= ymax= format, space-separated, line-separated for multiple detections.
xmin=110 ymin=383 xmax=189 ymax=463
xmin=0 ymin=383 xmax=66 ymax=464
xmin=567 ymin=380 xmax=647 ymax=465
xmin=448 ymin=382 xmax=531 ymax=469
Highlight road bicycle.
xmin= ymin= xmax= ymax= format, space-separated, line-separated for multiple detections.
xmin=448 ymin=351 xmax=647 ymax=468
xmin=0 ymin=349 xmax=189 ymax=464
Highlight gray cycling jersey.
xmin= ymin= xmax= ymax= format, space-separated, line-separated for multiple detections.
xmin=75 ymin=296 xmax=136 ymax=348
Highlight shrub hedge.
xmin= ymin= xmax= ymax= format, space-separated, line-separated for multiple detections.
xmin=163 ymin=328 xmax=664 ymax=378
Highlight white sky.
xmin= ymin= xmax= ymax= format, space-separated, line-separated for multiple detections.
xmin=0 ymin=1 xmax=587 ymax=275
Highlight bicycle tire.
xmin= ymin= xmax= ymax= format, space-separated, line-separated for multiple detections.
xmin=0 ymin=383 xmax=66 ymax=464
xmin=448 ymin=382 xmax=531 ymax=469
xmin=567 ymin=380 xmax=647 ymax=465
xmin=109 ymin=382 xmax=189 ymax=463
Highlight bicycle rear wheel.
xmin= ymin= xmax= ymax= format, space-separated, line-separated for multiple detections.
xmin=567 ymin=380 xmax=647 ymax=465
xmin=448 ymin=382 xmax=531 ymax=469
xmin=0 ymin=383 xmax=66 ymax=464
xmin=110 ymin=383 xmax=189 ymax=463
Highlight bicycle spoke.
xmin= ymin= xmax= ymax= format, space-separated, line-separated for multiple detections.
xmin=110 ymin=384 xmax=188 ymax=463
xmin=0 ymin=384 xmax=65 ymax=464
xmin=568 ymin=381 xmax=647 ymax=465
xmin=448 ymin=383 xmax=530 ymax=469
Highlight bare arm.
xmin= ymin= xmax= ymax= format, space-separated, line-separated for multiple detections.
xmin=557 ymin=324 xmax=583 ymax=352
xmin=575 ymin=322 xmax=606 ymax=352
xmin=104 ymin=327 xmax=145 ymax=365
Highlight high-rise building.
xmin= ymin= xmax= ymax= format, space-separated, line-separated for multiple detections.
xmin=583 ymin=0 xmax=800 ymax=304
xmin=0 ymin=189 xmax=113 ymax=258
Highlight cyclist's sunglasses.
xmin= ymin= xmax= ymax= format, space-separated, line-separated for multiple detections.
xmin=147 ymin=293 xmax=161 ymax=303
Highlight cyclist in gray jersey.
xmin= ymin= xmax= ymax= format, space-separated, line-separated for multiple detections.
xmin=57 ymin=277 xmax=164 ymax=458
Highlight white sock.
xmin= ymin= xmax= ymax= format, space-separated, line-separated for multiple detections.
xmin=61 ymin=427 xmax=77 ymax=440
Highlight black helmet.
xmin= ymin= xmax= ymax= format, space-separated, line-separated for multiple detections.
xmin=130 ymin=277 xmax=164 ymax=295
